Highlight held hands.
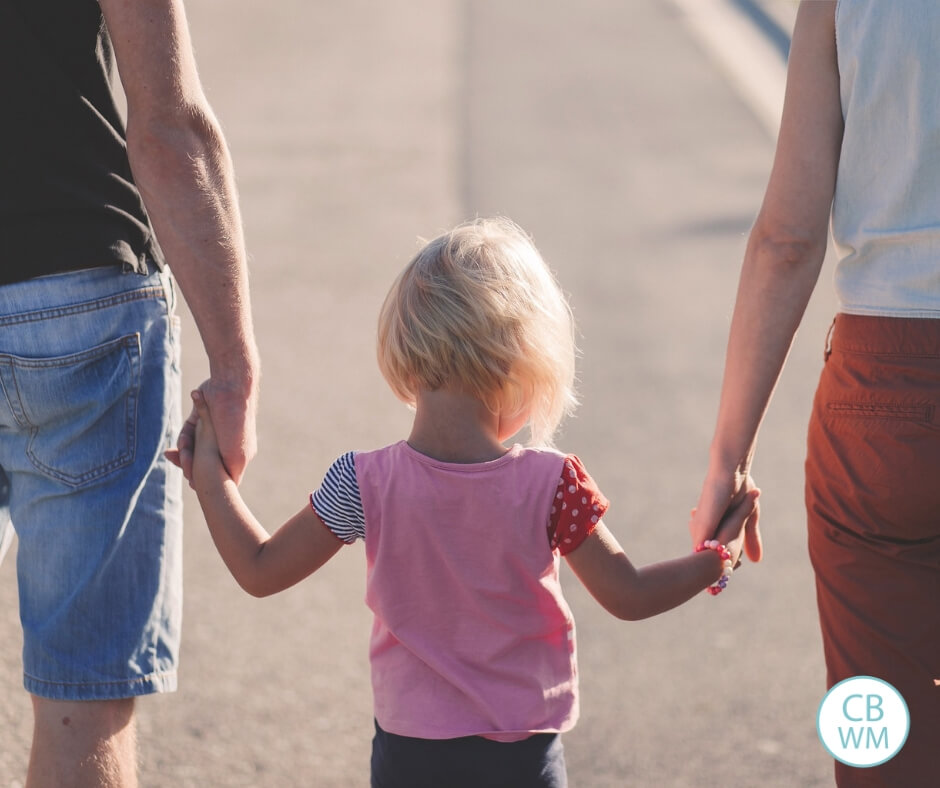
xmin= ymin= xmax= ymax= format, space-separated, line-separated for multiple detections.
xmin=178 ymin=390 xmax=231 ymax=490
xmin=166 ymin=378 xmax=257 ymax=484
xmin=691 ymin=486 xmax=760 ymax=595
xmin=707 ymin=486 xmax=760 ymax=568
xmin=689 ymin=468 xmax=763 ymax=564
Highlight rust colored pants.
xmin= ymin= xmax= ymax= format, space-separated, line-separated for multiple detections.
xmin=806 ymin=314 xmax=940 ymax=787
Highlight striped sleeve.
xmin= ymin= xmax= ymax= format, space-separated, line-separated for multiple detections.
xmin=310 ymin=452 xmax=365 ymax=543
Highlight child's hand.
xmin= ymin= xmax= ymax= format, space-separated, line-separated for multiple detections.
xmin=710 ymin=488 xmax=760 ymax=566
xmin=190 ymin=389 xmax=230 ymax=487
xmin=690 ymin=472 xmax=763 ymax=563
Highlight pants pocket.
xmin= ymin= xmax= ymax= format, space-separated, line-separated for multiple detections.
xmin=0 ymin=333 xmax=142 ymax=487
xmin=826 ymin=399 xmax=936 ymax=427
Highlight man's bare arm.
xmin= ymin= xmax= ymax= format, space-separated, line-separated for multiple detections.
xmin=100 ymin=0 xmax=259 ymax=481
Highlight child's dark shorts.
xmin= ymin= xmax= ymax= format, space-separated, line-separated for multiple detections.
xmin=370 ymin=720 xmax=568 ymax=788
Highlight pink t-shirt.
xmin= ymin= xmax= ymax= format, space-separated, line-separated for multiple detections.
xmin=311 ymin=441 xmax=610 ymax=741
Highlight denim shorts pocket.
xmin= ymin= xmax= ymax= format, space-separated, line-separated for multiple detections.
xmin=1 ymin=333 xmax=142 ymax=487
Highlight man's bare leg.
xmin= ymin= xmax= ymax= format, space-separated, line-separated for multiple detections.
xmin=27 ymin=696 xmax=137 ymax=788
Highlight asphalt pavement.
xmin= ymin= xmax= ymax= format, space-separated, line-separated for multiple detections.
xmin=1 ymin=1 xmax=837 ymax=785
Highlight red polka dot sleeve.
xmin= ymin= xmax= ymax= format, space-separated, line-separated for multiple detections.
xmin=548 ymin=455 xmax=610 ymax=555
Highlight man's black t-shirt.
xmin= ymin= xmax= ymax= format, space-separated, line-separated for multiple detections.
xmin=0 ymin=1 xmax=164 ymax=285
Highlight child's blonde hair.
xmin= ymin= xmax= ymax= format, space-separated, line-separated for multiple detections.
xmin=377 ymin=217 xmax=577 ymax=446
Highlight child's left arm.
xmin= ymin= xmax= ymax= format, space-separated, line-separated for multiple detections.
xmin=189 ymin=391 xmax=343 ymax=597
xmin=565 ymin=490 xmax=757 ymax=621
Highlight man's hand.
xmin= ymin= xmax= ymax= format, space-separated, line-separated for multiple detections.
xmin=167 ymin=377 xmax=257 ymax=484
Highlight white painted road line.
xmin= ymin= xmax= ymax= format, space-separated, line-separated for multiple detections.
xmin=671 ymin=0 xmax=791 ymax=137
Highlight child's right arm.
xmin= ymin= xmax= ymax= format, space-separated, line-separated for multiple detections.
xmin=565 ymin=490 xmax=758 ymax=621
xmin=189 ymin=391 xmax=344 ymax=598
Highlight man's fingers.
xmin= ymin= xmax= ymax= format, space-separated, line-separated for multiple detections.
xmin=177 ymin=404 xmax=198 ymax=442
xmin=191 ymin=389 xmax=214 ymax=422
xmin=180 ymin=449 xmax=194 ymax=482
xmin=177 ymin=405 xmax=197 ymax=479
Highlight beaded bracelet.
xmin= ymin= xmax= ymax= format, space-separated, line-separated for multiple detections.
xmin=695 ymin=540 xmax=734 ymax=595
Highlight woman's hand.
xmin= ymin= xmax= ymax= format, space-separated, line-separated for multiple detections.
xmin=690 ymin=468 xmax=763 ymax=563
xmin=711 ymin=486 xmax=761 ymax=567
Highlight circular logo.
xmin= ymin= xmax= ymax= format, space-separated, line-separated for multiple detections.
xmin=817 ymin=676 xmax=910 ymax=767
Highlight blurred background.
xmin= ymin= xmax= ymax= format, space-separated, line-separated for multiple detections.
xmin=2 ymin=1 xmax=842 ymax=785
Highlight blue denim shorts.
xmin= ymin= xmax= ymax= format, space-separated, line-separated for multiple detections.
xmin=0 ymin=263 xmax=183 ymax=700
